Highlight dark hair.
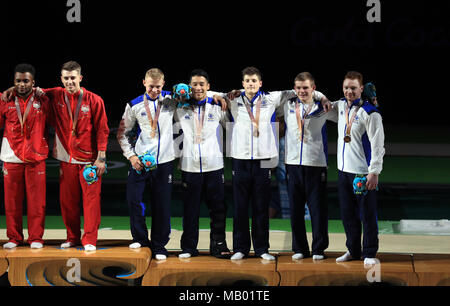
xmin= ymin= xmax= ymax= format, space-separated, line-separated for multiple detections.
xmin=190 ymin=69 xmax=210 ymax=83
xmin=242 ymin=66 xmax=262 ymax=80
xmin=62 ymin=60 xmax=82 ymax=73
xmin=14 ymin=63 xmax=36 ymax=78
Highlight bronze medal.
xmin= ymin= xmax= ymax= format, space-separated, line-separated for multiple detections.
xmin=344 ymin=135 xmax=351 ymax=143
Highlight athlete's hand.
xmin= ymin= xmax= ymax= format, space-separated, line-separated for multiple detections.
xmin=366 ymin=173 xmax=378 ymax=191
xmin=94 ymin=160 xmax=107 ymax=177
xmin=226 ymin=90 xmax=241 ymax=100
xmin=212 ymin=95 xmax=227 ymax=111
xmin=1 ymin=87 xmax=15 ymax=102
xmin=129 ymin=155 xmax=143 ymax=172
xmin=321 ymin=99 xmax=332 ymax=112
xmin=35 ymin=87 xmax=45 ymax=97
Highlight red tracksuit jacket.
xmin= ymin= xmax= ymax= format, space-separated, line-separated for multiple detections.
xmin=0 ymin=90 xmax=50 ymax=163
xmin=44 ymin=87 xmax=109 ymax=163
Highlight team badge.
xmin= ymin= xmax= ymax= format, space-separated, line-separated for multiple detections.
xmin=81 ymin=105 xmax=90 ymax=114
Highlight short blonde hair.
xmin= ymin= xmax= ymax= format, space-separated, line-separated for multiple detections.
xmin=145 ymin=68 xmax=164 ymax=80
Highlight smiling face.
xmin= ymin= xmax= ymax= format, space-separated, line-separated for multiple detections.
xmin=343 ymin=78 xmax=363 ymax=103
xmin=242 ymin=74 xmax=262 ymax=98
xmin=143 ymin=76 xmax=165 ymax=100
xmin=61 ymin=69 xmax=83 ymax=94
xmin=294 ymin=79 xmax=316 ymax=103
xmin=190 ymin=76 xmax=210 ymax=101
xmin=14 ymin=72 xmax=35 ymax=97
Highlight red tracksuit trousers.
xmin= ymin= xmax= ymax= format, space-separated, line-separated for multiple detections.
xmin=3 ymin=161 xmax=46 ymax=245
xmin=59 ymin=162 xmax=102 ymax=246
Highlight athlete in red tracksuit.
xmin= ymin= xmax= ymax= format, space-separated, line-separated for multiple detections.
xmin=43 ymin=61 xmax=109 ymax=250
xmin=0 ymin=64 xmax=51 ymax=249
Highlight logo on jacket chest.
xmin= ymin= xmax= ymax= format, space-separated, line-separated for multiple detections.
xmin=33 ymin=101 xmax=41 ymax=111
xmin=81 ymin=105 xmax=90 ymax=114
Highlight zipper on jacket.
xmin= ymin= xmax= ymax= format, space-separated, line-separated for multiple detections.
xmin=153 ymin=99 xmax=161 ymax=164
xmin=250 ymin=101 xmax=254 ymax=160
xmin=299 ymin=127 xmax=305 ymax=166
xmin=341 ymin=123 xmax=347 ymax=171
xmin=198 ymin=105 xmax=203 ymax=173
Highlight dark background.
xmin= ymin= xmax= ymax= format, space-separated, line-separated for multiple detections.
xmin=1 ymin=0 xmax=449 ymax=128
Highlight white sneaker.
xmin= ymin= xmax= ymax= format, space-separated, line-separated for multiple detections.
xmin=84 ymin=244 xmax=96 ymax=251
xmin=292 ymin=253 xmax=304 ymax=260
xmin=313 ymin=255 xmax=325 ymax=260
xmin=129 ymin=242 xmax=141 ymax=249
xmin=30 ymin=242 xmax=43 ymax=249
xmin=336 ymin=251 xmax=354 ymax=262
xmin=364 ymin=258 xmax=378 ymax=266
xmin=155 ymin=254 xmax=167 ymax=260
xmin=178 ymin=253 xmax=191 ymax=259
xmin=260 ymin=253 xmax=275 ymax=261
xmin=60 ymin=241 xmax=75 ymax=248
xmin=230 ymin=252 xmax=245 ymax=260
xmin=3 ymin=242 xmax=18 ymax=249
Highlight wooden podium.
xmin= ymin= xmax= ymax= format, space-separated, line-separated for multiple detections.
xmin=3 ymin=240 xmax=150 ymax=286
xmin=277 ymin=252 xmax=419 ymax=286
xmin=141 ymin=254 xmax=280 ymax=286
xmin=413 ymin=254 xmax=450 ymax=286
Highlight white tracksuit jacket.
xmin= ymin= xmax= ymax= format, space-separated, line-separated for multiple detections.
xmin=227 ymin=90 xmax=298 ymax=160
xmin=117 ymin=91 xmax=176 ymax=165
xmin=280 ymin=91 xmax=336 ymax=167
xmin=331 ymin=98 xmax=385 ymax=175
xmin=174 ymin=97 xmax=229 ymax=173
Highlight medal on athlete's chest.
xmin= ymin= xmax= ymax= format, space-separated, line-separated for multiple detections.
xmin=143 ymin=94 xmax=161 ymax=139
xmin=343 ymin=135 xmax=351 ymax=143
xmin=344 ymin=101 xmax=361 ymax=144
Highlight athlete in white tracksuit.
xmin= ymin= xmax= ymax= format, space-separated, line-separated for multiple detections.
xmin=117 ymin=84 xmax=176 ymax=259
xmin=330 ymin=71 xmax=385 ymax=265
xmin=279 ymin=73 xmax=335 ymax=260
xmin=174 ymin=69 xmax=231 ymax=259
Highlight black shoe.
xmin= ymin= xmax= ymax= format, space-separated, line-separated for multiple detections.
xmin=210 ymin=241 xmax=231 ymax=259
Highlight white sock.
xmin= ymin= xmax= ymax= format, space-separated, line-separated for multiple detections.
xmin=30 ymin=242 xmax=43 ymax=249
xmin=364 ymin=258 xmax=378 ymax=266
xmin=336 ymin=251 xmax=353 ymax=262
xmin=313 ymin=255 xmax=325 ymax=260
xmin=60 ymin=241 xmax=75 ymax=249
xmin=129 ymin=242 xmax=141 ymax=249
xmin=292 ymin=253 xmax=304 ymax=260
xmin=84 ymin=244 xmax=96 ymax=251
xmin=3 ymin=242 xmax=18 ymax=249
xmin=261 ymin=253 xmax=275 ymax=261
xmin=178 ymin=253 xmax=191 ymax=259
xmin=230 ymin=252 xmax=245 ymax=260
xmin=155 ymin=254 xmax=167 ymax=260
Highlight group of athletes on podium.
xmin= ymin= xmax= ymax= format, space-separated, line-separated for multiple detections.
xmin=0 ymin=61 xmax=384 ymax=266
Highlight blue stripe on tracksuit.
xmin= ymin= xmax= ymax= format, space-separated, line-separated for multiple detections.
xmin=126 ymin=161 xmax=173 ymax=256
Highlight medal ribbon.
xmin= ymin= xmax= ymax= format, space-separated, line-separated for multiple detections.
xmin=193 ymin=103 xmax=206 ymax=144
xmin=242 ymin=95 xmax=262 ymax=137
xmin=143 ymin=93 xmax=162 ymax=138
xmin=64 ymin=89 xmax=84 ymax=136
xmin=295 ymin=99 xmax=314 ymax=142
xmin=14 ymin=92 xmax=35 ymax=136
xmin=344 ymin=102 xmax=360 ymax=138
